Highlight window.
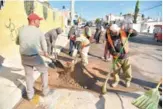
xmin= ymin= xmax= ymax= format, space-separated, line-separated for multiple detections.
xmin=0 ymin=0 xmax=4 ymax=10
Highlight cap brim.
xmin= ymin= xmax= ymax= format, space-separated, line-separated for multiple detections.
xmin=38 ymin=17 xmax=43 ymax=20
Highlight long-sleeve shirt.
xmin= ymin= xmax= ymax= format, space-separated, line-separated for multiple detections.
xmin=107 ymin=34 xmax=127 ymax=59
xmin=45 ymin=29 xmax=58 ymax=46
xmin=68 ymin=26 xmax=80 ymax=40
xmin=76 ymin=34 xmax=90 ymax=47
xmin=105 ymin=28 xmax=137 ymax=58
xmin=84 ymin=26 xmax=92 ymax=39
xmin=18 ymin=25 xmax=47 ymax=55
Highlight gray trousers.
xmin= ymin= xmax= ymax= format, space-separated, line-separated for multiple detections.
xmin=21 ymin=55 xmax=49 ymax=99
xmin=46 ymin=39 xmax=53 ymax=55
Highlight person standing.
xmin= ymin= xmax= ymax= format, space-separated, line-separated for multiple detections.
xmin=94 ymin=22 xmax=102 ymax=43
xmin=18 ymin=13 xmax=50 ymax=100
xmin=84 ymin=22 xmax=92 ymax=40
xmin=68 ymin=25 xmax=80 ymax=56
xmin=101 ymin=24 xmax=111 ymax=61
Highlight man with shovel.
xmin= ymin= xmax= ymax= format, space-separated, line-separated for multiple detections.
xmin=106 ymin=24 xmax=134 ymax=88
xmin=18 ymin=13 xmax=51 ymax=100
xmin=45 ymin=27 xmax=63 ymax=56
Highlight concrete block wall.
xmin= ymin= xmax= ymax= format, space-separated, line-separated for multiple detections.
xmin=0 ymin=0 xmax=65 ymax=58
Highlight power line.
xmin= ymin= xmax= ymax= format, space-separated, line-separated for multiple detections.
xmin=141 ymin=4 xmax=162 ymax=12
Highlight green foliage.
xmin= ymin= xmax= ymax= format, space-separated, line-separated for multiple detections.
xmin=95 ymin=18 xmax=100 ymax=24
xmin=120 ymin=12 xmax=122 ymax=16
xmin=142 ymin=14 xmax=145 ymax=20
xmin=43 ymin=5 xmax=48 ymax=20
xmin=24 ymin=1 xmax=34 ymax=16
xmin=133 ymin=0 xmax=140 ymax=23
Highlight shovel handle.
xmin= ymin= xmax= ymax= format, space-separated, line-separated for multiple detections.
xmin=156 ymin=78 xmax=162 ymax=89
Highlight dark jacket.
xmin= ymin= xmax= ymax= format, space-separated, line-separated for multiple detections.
xmin=106 ymin=28 xmax=137 ymax=59
xmin=84 ymin=26 xmax=91 ymax=39
xmin=45 ymin=29 xmax=58 ymax=43
xmin=68 ymin=26 xmax=80 ymax=39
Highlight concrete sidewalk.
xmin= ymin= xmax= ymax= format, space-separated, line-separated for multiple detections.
xmin=46 ymin=89 xmax=140 ymax=109
xmin=0 ymin=32 xmax=69 ymax=109
xmin=15 ymin=89 xmax=141 ymax=109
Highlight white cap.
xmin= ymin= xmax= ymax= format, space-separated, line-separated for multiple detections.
xmin=110 ymin=24 xmax=120 ymax=32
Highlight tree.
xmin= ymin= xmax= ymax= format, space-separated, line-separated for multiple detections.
xmin=120 ymin=12 xmax=122 ymax=16
xmin=133 ymin=0 xmax=140 ymax=23
xmin=147 ymin=16 xmax=151 ymax=19
xmin=43 ymin=1 xmax=50 ymax=7
xmin=141 ymin=14 xmax=145 ymax=20
xmin=95 ymin=18 xmax=100 ymax=24
xmin=62 ymin=6 xmax=65 ymax=9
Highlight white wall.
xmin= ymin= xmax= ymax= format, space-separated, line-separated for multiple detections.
xmin=107 ymin=14 xmax=124 ymax=22
xmin=141 ymin=22 xmax=162 ymax=33
xmin=133 ymin=24 xmax=141 ymax=32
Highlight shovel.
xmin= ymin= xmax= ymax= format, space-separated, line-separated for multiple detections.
xmin=46 ymin=55 xmax=65 ymax=70
xmin=50 ymin=40 xmax=65 ymax=69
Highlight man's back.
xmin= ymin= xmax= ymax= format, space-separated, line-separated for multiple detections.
xmin=19 ymin=25 xmax=47 ymax=55
xmin=45 ymin=29 xmax=57 ymax=42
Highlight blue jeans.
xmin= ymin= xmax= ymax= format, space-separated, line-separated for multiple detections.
xmin=69 ymin=40 xmax=76 ymax=55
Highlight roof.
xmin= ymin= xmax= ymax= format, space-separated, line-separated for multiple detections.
xmin=154 ymin=25 xmax=162 ymax=28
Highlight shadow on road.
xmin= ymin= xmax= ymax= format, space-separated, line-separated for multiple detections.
xmin=92 ymin=67 xmax=108 ymax=76
xmin=72 ymin=62 xmax=103 ymax=93
xmin=129 ymin=36 xmax=162 ymax=46
xmin=72 ymin=61 xmax=141 ymax=98
xmin=95 ymin=95 xmax=105 ymax=109
xmin=132 ymin=78 xmax=157 ymax=89
xmin=88 ymin=53 xmax=102 ymax=59
xmin=0 ymin=55 xmax=25 ymax=96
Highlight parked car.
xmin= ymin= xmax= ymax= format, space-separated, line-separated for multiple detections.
xmin=153 ymin=25 xmax=162 ymax=42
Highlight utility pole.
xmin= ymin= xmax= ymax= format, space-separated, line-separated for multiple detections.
xmin=71 ymin=0 xmax=75 ymax=26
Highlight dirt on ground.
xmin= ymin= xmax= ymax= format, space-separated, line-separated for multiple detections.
xmin=35 ymin=49 xmax=109 ymax=94
xmin=35 ymin=50 xmax=142 ymax=95
xmin=15 ymin=43 xmax=160 ymax=109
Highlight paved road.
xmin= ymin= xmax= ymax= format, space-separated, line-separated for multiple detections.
xmin=15 ymin=28 xmax=162 ymax=109
xmin=90 ymin=27 xmax=162 ymax=89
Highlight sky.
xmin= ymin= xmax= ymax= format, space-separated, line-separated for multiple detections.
xmin=49 ymin=1 xmax=162 ymax=21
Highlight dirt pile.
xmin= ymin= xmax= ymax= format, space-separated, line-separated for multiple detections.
xmin=46 ymin=62 xmax=84 ymax=90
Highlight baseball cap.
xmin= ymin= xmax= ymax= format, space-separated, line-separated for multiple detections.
xmin=110 ymin=24 xmax=120 ymax=33
xmin=27 ymin=13 xmax=43 ymax=21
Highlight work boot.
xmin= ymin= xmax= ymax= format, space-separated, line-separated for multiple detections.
xmin=101 ymin=56 xmax=105 ymax=60
xmin=101 ymin=57 xmax=111 ymax=62
xmin=23 ymin=91 xmax=34 ymax=101
xmin=125 ymin=81 xmax=131 ymax=88
xmin=27 ymin=95 xmax=34 ymax=101
xmin=105 ymin=58 xmax=111 ymax=62
xmin=111 ymin=81 xmax=119 ymax=88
